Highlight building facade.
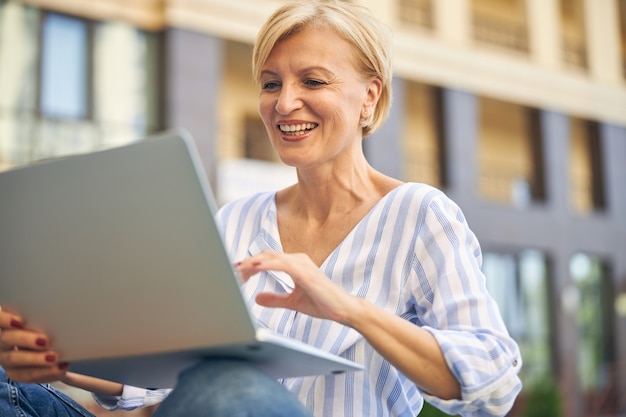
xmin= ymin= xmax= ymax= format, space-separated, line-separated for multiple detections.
xmin=1 ymin=0 xmax=625 ymax=416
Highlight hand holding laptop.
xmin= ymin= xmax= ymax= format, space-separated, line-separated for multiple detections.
xmin=0 ymin=306 xmax=67 ymax=383
xmin=0 ymin=306 xmax=124 ymax=397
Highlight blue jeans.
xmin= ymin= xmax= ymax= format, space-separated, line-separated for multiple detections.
xmin=1 ymin=360 xmax=313 ymax=417
xmin=154 ymin=359 xmax=313 ymax=417
xmin=0 ymin=367 xmax=94 ymax=417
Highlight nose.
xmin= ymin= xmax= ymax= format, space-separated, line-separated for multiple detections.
xmin=274 ymin=84 xmax=302 ymax=115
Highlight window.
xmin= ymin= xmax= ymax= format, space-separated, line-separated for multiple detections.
xmin=618 ymin=0 xmax=626 ymax=79
xmin=483 ymin=250 xmax=553 ymax=385
xmin=398 ymin=0 xmax=433 ymax=30
xmin=569 ymin=118 xmax=606 ymax=214
xmin=0 ymin=0 xmax=39 ymax=168
xmin=569 ymin=253 xmax=617 ymax=414
xmin=39 ymin=13 xmax=90 ymax=120
xmin=0 ymin=5 xmax=160 ymax=165
xmin=559 ymin=0 xmax=588 ymax=70
xmin=472 ymin=0 xmax=529 ymax=53
xmin=35 ymin=16 xmax=159 ymax=158
xmin=478 ymin=97 xmax=545 ymax=207
xmin=404 ymin=83 xmax=446 ymax=188
xmin=92 ymin=22 xmax=160 ymax=143
xmin=244 ymin=115 xmax=276 ymax=162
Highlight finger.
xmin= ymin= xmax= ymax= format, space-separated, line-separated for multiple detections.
xmin=255 ymin=292 xmax=292 ymax=308
xmin=235 ymin=256 xmax=274 ymax=281
xmin=0 ymin=348 xmax=60 ymax=368
xmin=0 ymin=329 xmax=50 ymax=352
xmin=237 ymin=252 xmax=288 ymax=273
xmin=4 ymin=362 xmax=69 ymax=384
xmin=244 ymin=254 xmax=314 ymax=287
xmin=0 ymin=309 xmax=25 ymax=331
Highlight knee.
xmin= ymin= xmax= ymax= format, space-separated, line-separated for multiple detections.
xmin=155 ymin=359 xmax=309 ymax=417
xmin=178 ymin=358 xmax=274 ymax=397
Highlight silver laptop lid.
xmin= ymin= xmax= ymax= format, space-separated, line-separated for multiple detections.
xmin=0 ymin=130 xmax=257 ymax=361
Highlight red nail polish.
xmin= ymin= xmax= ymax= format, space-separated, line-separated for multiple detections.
xmin=58 ymin=362 xmax=70 ymax=370
xmin=36 ymin=338 xmax=47 ymax=347
xmin=10 ymin=319 xmax=23 ymax=329
xmin=235 ymin=261 xmax=242 ymax=266
xmin=45 ymin=354 xmax=56 ymax=363
xmin=252 ymin=261 xmax=262 ymax=266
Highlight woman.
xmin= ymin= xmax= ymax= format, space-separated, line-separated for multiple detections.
xmin=0 ymin=1 xmax=522 ymax=416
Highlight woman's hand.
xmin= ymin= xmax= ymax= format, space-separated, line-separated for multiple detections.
xmin=0 ymin=306 xmax=68 ymax=383
xmin=0 ymin=307 xmax=123 ymax=396
xmin=236 ymin=250 xmax=461 ymax=400
xmin=236 ymin=250 xmax=361 ymax=325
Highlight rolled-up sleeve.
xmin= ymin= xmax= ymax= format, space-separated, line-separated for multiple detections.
xmin=413 ymin=193 xmax=523 ymax=416
xmin=422 ymin=327 xmax=522 ymax=416
xmin=92 ymin=385 xmax=172 ymax=411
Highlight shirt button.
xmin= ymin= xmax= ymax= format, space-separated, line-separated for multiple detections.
xmin=512 ymin=359 xmax=518 ymax=367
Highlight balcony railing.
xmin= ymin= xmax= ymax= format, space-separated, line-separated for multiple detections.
xmin=398 ymin=0 xmax=433 ymax=30
xmin=473 ymin=13 xmax=529 ymax=53
xmin=562 ymin=35 xmax=587 ymax=70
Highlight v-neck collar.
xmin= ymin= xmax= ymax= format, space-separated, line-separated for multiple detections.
xmin=247 ymin=183 xmax=408 ymax=290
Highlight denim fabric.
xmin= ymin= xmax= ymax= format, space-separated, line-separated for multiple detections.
xmin=153 ymin=359 xmax=313 ymax=417
xmin=3 ymin=360 xmax=312 ymax=417
xmin=0 ymin=367 xmax=94 ymax=417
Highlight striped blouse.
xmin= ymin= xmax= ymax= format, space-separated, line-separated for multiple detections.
xmin=97 ymin=182 xmax=522 ymax=416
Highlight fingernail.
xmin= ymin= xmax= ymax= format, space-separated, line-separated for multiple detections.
xmin=58 ymin=362 xmax=70 ymax=370
xmin=36 ymin=338 xmax=47 ymax=347
xmin=234 ymin=261 xmax=242 ymax=267
xmin=252 ymin=262 xmax=262 ymax=266
xmin=45 ymin=354 xmax=56 ymax=363
xmin=10 ymin=319 xmax=23 ymax=329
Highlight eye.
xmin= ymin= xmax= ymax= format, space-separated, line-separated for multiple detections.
xmin=261 ymin=81 xmax=281 ymax=91
xmin=304 ymin=79 xmax=326 ymax=88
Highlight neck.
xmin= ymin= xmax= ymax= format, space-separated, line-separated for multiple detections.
xmin=279 ymin=157 xmax=392 ymax=224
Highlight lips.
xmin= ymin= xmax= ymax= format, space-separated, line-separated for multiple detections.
xmin=278 ymin=122 xmax=318 ymax=137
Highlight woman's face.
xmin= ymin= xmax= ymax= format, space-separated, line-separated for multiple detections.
xmin=258 ymin=26 xmax=380 ymax=170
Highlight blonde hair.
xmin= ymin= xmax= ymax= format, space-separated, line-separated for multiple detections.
xmin=252 ymin=0 xmax=393 ymax=136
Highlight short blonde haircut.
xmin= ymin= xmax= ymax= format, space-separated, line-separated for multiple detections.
xmin=252 ymin=0 xmax=393 ymax=137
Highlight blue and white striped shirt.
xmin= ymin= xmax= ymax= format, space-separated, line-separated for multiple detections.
xmin=97 ymin=182 xmax=522 ymax=416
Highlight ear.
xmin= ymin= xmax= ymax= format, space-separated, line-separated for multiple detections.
xmin=362 ymin=77 xmax=382 ymax=116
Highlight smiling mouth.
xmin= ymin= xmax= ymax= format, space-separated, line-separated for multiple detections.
xmin=278 ymin=123 xmax=318 ymax=137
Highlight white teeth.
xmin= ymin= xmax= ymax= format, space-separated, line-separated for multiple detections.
xmin=279 ymin=123 xmax=317 ymax=134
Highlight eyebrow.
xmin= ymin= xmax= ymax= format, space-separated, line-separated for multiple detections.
xmin=260 ymin=66 xmax=336 ymax=79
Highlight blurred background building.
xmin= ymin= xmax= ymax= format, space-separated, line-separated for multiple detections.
xmin=1 ymin=0 xmax=625 ymax=416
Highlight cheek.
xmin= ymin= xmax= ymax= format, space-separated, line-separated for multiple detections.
xmin=328 ymin=104 xmax=360 ymax=130
xmin=258 ymin=95 xmax=274 ymax=122
xmin=333 ymin=90 xmax=366 ymax=123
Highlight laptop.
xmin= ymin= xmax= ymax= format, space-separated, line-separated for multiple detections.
xmin=0 ymin=130 xmax=363 ymax=388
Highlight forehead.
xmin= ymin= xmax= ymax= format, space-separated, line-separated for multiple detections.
xmin=264 ymin=25 xmax=359 ymax=71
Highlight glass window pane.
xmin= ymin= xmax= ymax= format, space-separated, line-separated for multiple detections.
xmin=483 ymin=250 xmax=552 ymax=384
xmin=93 ymin=22 xmax=155 ymax=145
xmin=472 ymin=0 xmax=529 ymax=52
xmin=483 ymin=253 xmax=522 ymax=332
xmin=404 ymin=82 xmax=443 ymax=188
xmin=398 ymin=0 xmax=433 ymax=30
xmin=569 ymin=118 xmax=606 ymax=214
xmin=40 ymin=13 xmax=88 ymax=119
xmin=0 ymin=1 xmax=39 ymax=167
xmin=518 ymin=250 xmax=551 ymax=382
xmin=559 ymin=0 xmax=588 ymax=70
xmin=478 ymin=97 xmax=543 ymax=207
xmin=244 ymin=115 xmax=275 ymax=162
xmin=617 ymin=0 xmax=626 ymax=79
xmin=569 ymin=253 xmax=613 ymax=391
